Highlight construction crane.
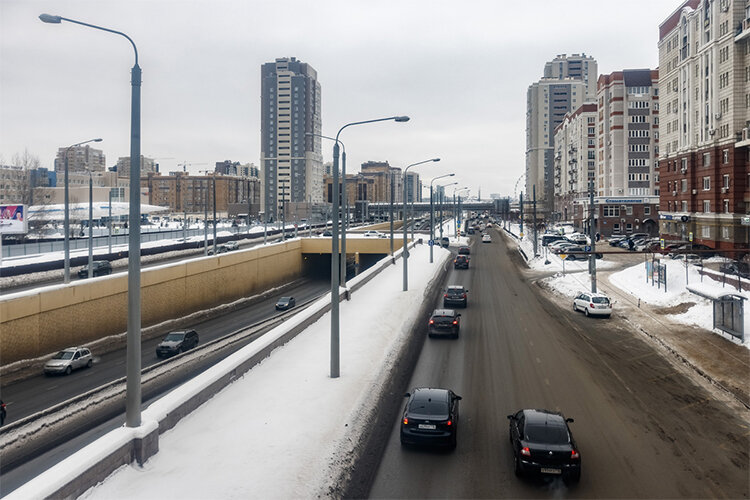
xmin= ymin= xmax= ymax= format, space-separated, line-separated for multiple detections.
xmin=177 ymin=161 xmax=208 ymax=173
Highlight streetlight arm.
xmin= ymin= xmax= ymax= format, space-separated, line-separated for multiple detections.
xmin=306 ymin=132 xmax=344 ymax=154
xmin=335 ymin=116 xmax=409 ymax=142
xmin=40 ymin=14 xmax=139 ymax=65
xmin=405 ymin=157 xmax=440 ymax=173
xmin=430 ymin=172 xmax=455 ymax=188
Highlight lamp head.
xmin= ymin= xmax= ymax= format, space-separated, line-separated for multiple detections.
xmin=93 ymin=138 xmax=103 ymax=142
xmin=394 ymin=116 xmax=410 ymax=122
xmin=449 ymin=173 xmax=455 ymax=176
xmin=39 ymin=13 xmax=62 ymax=23
xmin=432 ymin=158 xmax=441 ymax=162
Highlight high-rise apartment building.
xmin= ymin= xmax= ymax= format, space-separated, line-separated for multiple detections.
xmin=543 ymin=53 xmax=598 ymax=100
xmin=260 ymin=57 xmax=323 ymax=222
xmin=54 ymin=145 xmax=106 ymax=174
xmin=526 ymin=78 xmax=589 ymax=213
xmin=404 ymin=171 xmax=422 ymax=203
xmin=553 ymin=103 xmax=598 ymax=222
xmin=658 ymin=0 xmax=750 ymax=251
xmin=116 ymin=155 xmax=157 ymax=177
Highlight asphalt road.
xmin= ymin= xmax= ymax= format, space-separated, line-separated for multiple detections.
xmin=369 ymin=227 xmax=749 ymax=498
xmin=0 ymin=277 xmax=329 ymax=424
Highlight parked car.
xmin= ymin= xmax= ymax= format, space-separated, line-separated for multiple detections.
xmin=443 ymin=285 xmax=468 ymax=308
xmin=428 ymin=309 xmax=461 ymax=338
xmin=400 ymin=388 xmax=461 ymax=448
xmin=77 ymin=260 xmax=112 ymax=279
xmin=565 ymin=233 xmax=588 ymax=245
xmin=458 ymin=246 xmax=471 ymax=255
xmin=561 ymin=246 xmax=603 ymax=260
xmin=275 ymin=296 xmax=296 ymax=311
xmin=454 ymin=255 xmax=470 ymax=269
xmin=573 ymin=291 xmax=612 ymax=317
xmin=542 ymin=234 xmax=566 ymax=247
xmin=44 ymin=347 xmax=93 ymax=375
xmin=440 ymin=236 xmax=450 ymax=247
xmin=321 ymin=230 xmax=333 ymax=237
xmin=550 ymin=242 xmax=578 ymax=254
xmin=507 ymin=409 xmax=580 ymax=483
xmin=671 ymin=253 xmax=702 ymax=262
xmin=156 ymin=330 xmax=199 ymax=358
xmin=608 ymin=235 xmax=627 ymax=246
xmin=719 ymin=260 xmax=750 ymax=278
xmin=482 ymin=234 xmax=492 ymax=243
xmin=223 ymin=241 xmax=239 ymax=251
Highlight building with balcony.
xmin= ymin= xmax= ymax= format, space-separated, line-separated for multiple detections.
xmin=658 ymin=0 xmax=750 ymax=252
xmin=54 ymin=145 xmax=106 ymax=174
xmin=116 ymin=155 xmax=157 ymax=177
xmin=260 ymin=57 xmax=323 ymax=222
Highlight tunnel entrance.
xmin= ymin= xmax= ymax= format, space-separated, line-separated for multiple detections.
xmin=302 ymin=253 xmax=387 ymax=281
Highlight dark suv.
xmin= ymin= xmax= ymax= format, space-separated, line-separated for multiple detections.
xmin=156 ymin=330 xmax=199 ymax=358
xmin=454 ymin=255 xmax=469 ymax=269
xmin=428 ymin=309 xmax=461 ymax=338
xmin=78 ymin=260 xmax=112 ymax=279
xmin=443 ymin=285 xmax=468 ymax=308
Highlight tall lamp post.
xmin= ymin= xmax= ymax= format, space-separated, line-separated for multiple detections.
xmin=402 ymin=158 xmax=440 ymax=291
xmin=429 ymin=174 xmax=455 ymax=263
xmin=453 ymin=187 xmax=468 ymax=237
xmin=41 ymin=13 xmax=144 ymax=427
xmin=87 ymin=169 xmax=94 ymax=278
xmin=60 ymin=138 xmax=102 ymax=283
xmin=329 ymin=115 xmax=409 ymax=378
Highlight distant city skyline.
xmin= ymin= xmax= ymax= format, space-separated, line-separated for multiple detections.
xmin=1 ymin=1 xmax=678 ymax=197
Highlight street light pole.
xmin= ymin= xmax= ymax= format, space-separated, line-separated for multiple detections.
xmin=88 ymin=170 xmax=94 ymax=278
xmin=329 ymin=115 xmax=410 ymax=378
xmin=41 ymin=13 xmax=143 ymax=427
xmin=429 ymin=173 xmax=455 ymax=263
xmin=59 ymin=138 xmax=102 ymax=283
xmin=402 ymin=158 xmax=440 ymax=291
xmin=204 ymin=179 xmax=208 ymax=255
xmin=389 ymin=170 xmax=394 ymax=255
xmin=212 ymin=175 xmax=217 ymax=255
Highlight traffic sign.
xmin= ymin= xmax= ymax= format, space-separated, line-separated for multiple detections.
xmin=584 ymin=245 xmax=591 ymax=252
xmin=689 ymin=231 xmax=693 ymax=242
xmin=428 ymin=239 xmax=434 ymax=246
xmin=559 ymin=253 xmax=567 ymax=260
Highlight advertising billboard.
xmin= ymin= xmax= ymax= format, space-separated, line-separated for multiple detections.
xmin=0 ymin=204 xmax=28 ymax=234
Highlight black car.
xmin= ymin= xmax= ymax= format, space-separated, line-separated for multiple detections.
xmin=467 ymin=228 xmax=475 ymax=235
xmin=400 ymin=388 xmax=461 ymax=448
xmin=454 ymin=255 xmax=469 ymax=269
xmin=507 ymin=409 xmax=581 ymax=483
xmin=443 ymin=285 xmax=468 ymax=308
xmin=458 ymin=246 xmax=470 ymax=255
xmin=155 ymin=330 xmax=199 ymax=358
xmin=562 ymin=246 xmax=603 ymax=260
xmin=1 ymin=400 xmax=6 ymax=426
xmin=719 ymin=260 xmax=750 ymax=278
xmin=77 ymin=260 xmax=112 ymax=279
xmin=428 ymin=309 xmax=461 ymax=338
xmin=275 ymin=296 xmax=296 ymax=311
xmin=541 ymin=234 xmax=566 ymax=247
xmin=321 ymin=230 xmax=332 ymax=237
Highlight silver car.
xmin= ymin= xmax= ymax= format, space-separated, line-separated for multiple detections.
xmin=44 ymin=347 xmax=93 ymax=376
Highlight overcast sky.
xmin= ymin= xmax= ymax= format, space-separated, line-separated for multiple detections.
xmin=1 ymin=0 xmax=679 ymax=198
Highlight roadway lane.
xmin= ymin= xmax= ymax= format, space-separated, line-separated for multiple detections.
xmin=369 ymin=228 xmax=749 ymax=498
xmin=0 ymin=277 xmax=329 ymax=423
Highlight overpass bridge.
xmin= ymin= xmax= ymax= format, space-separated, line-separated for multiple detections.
xmin=366 ymin=198 xmax=509 ymax=218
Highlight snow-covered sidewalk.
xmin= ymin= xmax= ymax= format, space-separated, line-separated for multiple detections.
xmin=10 ymin=243 xmax=452 ymax=499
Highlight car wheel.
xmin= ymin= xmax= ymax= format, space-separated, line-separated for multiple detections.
xmin=605 ymin=314 xmax=611 ymax=319
xmin=87 ymin=359 xmax=93 ymax=369
xmin=514 ymin=455 xmax=522 ymax=477
xmin=584 ymin=308 xmax=590 ymax=317
xmin=65 ymin=366 xmax=72 ymax=376
xmin=573 ymin=302 xmax=577 ymax=312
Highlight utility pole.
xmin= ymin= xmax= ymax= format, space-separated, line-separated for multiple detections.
xmin=532 ymin=185 xmax=538 ymax=256
xmin=519 ymin=192 xmax=524 ymax=236
xmin=588 ymin=179 xmax=597 ymax=293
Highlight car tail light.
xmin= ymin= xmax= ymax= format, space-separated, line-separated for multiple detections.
xmin=429 ymin=319 xmax=434 ymax=325
xmin=446 ymin=420 xmax=452 ymax=426
xmin=590 ymin=303 xmax=595 ymax=308
xmin=444 ymin=294 xmax=448 ymax=298
xmin=462 ymin=293 xmax=466 ymax=298
xmin=452 ymin=320 xmax=458 ymax=325
xmin=521 ymin=447 xmax=531 ymax=457
xmin=571 ymin=449 xmax=580 ymax=459
xmin=403 ymin=417 xmax=408 ymax=425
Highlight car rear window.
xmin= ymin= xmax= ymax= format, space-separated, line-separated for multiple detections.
xmin=525 ymin=424 xmax=569 ymax=444
xmin=409 ymin=400 xmax=449 ymax=416
xmin=592 ymin=296 xmax=610 ymax=304
xmin=164 ymin=333 xmax=186 ymax=341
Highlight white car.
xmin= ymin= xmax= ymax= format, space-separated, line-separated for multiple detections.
xmin=573 ymin=292 xmax=612 ymax=318
xmin=482 ymin=234 xmax=492 ymax=243
xmin=44 ymin=347 xmax=93 ymax=375
xmin=363 ymin=230 xmax=385 ymax=238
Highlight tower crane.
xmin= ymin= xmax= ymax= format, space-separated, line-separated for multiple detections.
xmin=177 ymin=161 xmax=208 ymax=173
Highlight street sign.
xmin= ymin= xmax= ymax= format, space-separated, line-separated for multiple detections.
xmin=559 ymin=253 xmax=567 ymax=260
xmin=742 ymin=216 xmax=750 ymax=226
xmin=660 ymin=238 xmax=665 ymax=249
xmin=584 ymin=245 xmax=591 ymax=252
xmin=689 ymin=231 xmax=693 ymax=242
xmin=428 ymin=239 xmax=434 ymax=246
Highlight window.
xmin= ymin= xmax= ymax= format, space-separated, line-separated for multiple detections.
xmin=723 ymin=174 xmax=730 ymax=189
xmin=682 ymin=179 xmax=688 ymax=192
xmin=703 ymin=200 xmax=711 ymax=213
xmin=703 ymin=153 xmax=710 ymax=167
xmin=626 ymin=206 xmax=633 ymax=215
xmin=723 ymin=200 xmax=730 ymax=213
xmin=723 ymin=149 xmax=729 ymax=164
xmin=626 ymin=223 xmax=633 ymax=232
xmin=701 ymin=225 xmax=711 ymax=238
xmin=703 ymin=176 xmax=711 ymax=190
xmin=603 ymin=205 xmax=620 ymax=217
xmin=682 ymin=201 xmax=688 ymax=211
xmin=644 ymin=206 xmax=651 ymax=215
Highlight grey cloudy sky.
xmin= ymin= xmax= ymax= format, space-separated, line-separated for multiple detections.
xmin=1 ymin=0 xmax=679 ymax=197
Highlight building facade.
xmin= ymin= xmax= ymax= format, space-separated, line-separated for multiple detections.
xmin=116 ymin=155 xmax=157 ymax=177
xmin=553 ymin=103 xmax=598 ymax=222
xmin=658 ymin=0 xmax=750 ymax=252
xmin=260 ymin=57 xmax=323 ymax=222
xmin=543 ymin=53 xmax=599 ymax=100
xmin=404 ymin=171 xmax=422 ymax=203
xmin=54 ymin=145 xmax=106 ymax=174
xmin=142 ymin=172 xmax=260 ymax=216
xmin=526 ymin=78 xmax=590 ymax=216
